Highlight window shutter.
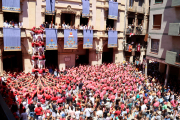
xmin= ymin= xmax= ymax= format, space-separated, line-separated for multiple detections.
xmin=168 ymin=23 xmax=180 ymax=36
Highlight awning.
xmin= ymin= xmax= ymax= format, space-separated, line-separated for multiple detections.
xmin=2 ymin=0 xmax=21 ymax=13
xmin=3 ymin=28 xmax=21 ymax=51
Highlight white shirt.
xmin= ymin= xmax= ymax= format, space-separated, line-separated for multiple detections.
xmin=84 ymin=108 xmax=92 ymax=117
xmin=141 ymin=104 xmax=147 ymax=111
xmin=3 ymin=22 xmax=8 ymax=28
xmin=75 ymin=111 xmax=80 ymax=119
xmin=90 ymin=97 xmax=94 ymax=104
xmin=14 ymin=24 xmax=18 ymax=28
xmin=21 ymin=112 xmax=28 ymax=120
xmin=96 ymin=110 xmax=103 ymax=118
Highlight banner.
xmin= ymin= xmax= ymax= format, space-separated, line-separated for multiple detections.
xmin=46 ymin=0 xmax=55 ymax=14
xmin=2 ymin=0 xmax=21 ymax=12
xmin=3 ymin=28 xmax=21 ymax=51
xmin=45 ymin=28 xmax=57 ymax=50
xmin=108 ymin=30 xmax=117 ymax=48
xmin=64 ymin=29 xmax=78 ymax=49
xmin=108 ymin=1 xmax=118 ymax=20
xmin=83 ymin=30 xmax=93 ymax=49
xmin=82 ymin=0 xmax=90 ymax=17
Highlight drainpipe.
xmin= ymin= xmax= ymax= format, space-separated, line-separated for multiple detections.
xmin=123 ymin=0 xmax=128 ymax=61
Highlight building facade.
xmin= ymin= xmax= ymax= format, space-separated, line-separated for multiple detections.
xmin=125 ymin=0 xmax=149 ymax=63
xmin=0 ymin=0 xmax=149 ymax=74
xmin=146 ymin=0 xmax=180 ymax=84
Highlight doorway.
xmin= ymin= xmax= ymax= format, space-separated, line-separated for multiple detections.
xmin=3 ymin=51 xmax=22 ymax=72
xmin=75 ymin=44 xmax=89 ymax=66
xmin=102 ymin=44 xmax=113 ymax=64
xmin=61 ymin=13 xmax=75 ymax=26
xmin=80 ymin=14 xmax=89 ymax=26
xmin=45 ymin=50 xmax=58 ymax=70
xmin=106 ymin=19 xmax=114 ymax=29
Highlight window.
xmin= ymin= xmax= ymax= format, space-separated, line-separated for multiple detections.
xmin=45 ymin=14 xmax=55 ymax=26
xmin=153 ymin=14 xmax=162 ymax=29
xmin=155 ymin=0 xmax=163 ymax=4
xmin=61 ymin=13 xmax=75 ymax=26
xmin=80 ymin=15 xmax=89 ymax=26
xmin=151 ymin=39 xmax=159 ymax=53
xmin=106 ymin=19 xmax=114 ymax=30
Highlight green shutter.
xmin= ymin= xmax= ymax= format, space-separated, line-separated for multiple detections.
xmin=168 ymin=23 xmax=180 ymax=36
xmin=165 ymin=51 xmax=177 ymax=65
xmin=172 ymin=0 xmax=180 ymax=7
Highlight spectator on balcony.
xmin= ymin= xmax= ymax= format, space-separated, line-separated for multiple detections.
xmin=66 ymin=23 xmax=70 ymax=29
xmin=3 ymin=20 xmax=8 ymax=28
xmin=46 ymin=22 xmax=49 ymax=28
xmin=41 ymin=22 xmax=46 ymax=28
xmin=19 ymin=21 xmax=23 ymax=28
xmin=58 ymin=24 xmax=61 ymax=29
xmin=8 ymin=21 xmax=13 ymax=28
xmin=84 ymin=25 xmax=88 ymax=29
xmin=76 ymin=25 xmax=80 ymax=29
xmin=14 ymin=22 xmax=19 ymax=28
xmin=62 ymin=22 xmax=66 ymax=29
xmin=49 ymin=21 xmax=54 ymax=28
xmin=54 ymin=23 xmax=58 ymax=29
xmin=80 ymin=24 xmax=83 ymax=29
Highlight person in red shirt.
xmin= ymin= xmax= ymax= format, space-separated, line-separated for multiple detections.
xmin=34 ymin=103 xmax=43 ymax=119
xmin=114 ymin=107 xmax=121 ymax=117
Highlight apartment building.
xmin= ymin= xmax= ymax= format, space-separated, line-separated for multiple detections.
xmin=124 ymin=0 xmax=149 ymax=63
xmin=146 ymin=0 xmax=180 ymax=85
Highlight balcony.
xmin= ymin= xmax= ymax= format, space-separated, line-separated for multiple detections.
xmin=136 ymin=7 xmax=145 ymax=14
xmin=136 ymin=28 xmax=147 ymax=35
xmin=172 ymin=0 xmax=180 ymax=7
xmin=168 ymin=23 xmax=180 ymax=36
xmin=126 ymin=28 xmax=135 ymax=34
xmin=44 ymin=29 xmax=98 ymax=38
xmin=165 ymin=50 xmax=180 ymax=66
xmin=124 ymin=44 xmax=146 ymax=52
xmin=126 ymin=28 xmax=147 ymax=35
xmin=127 ymin=6 xmax=136 ymax=12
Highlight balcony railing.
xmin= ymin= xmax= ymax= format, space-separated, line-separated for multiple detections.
xmin=44 ymin=29 xmax=98 ymax=38
xmin=126 ymin=6 xmax=136 ymax=12
xmin=136 ymin=7 xmax=145 ymax=14
xmin=165 ymin=50 xmax=180 ymax=66
xmin=168 ymin=23 xmax=180 ymax=36
xmin=136 ymin=28 xmax=147 ymax=35
xmin=126 ymin=28 xmax=134 ymax=34
xmin=172 ymin=0 xmax=180 ymax=7
xmin=124 ymin=44 xmax=146 ymax=52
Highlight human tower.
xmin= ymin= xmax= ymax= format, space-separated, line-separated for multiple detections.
xmin=30 ymin=26 xmax=46 ymax=77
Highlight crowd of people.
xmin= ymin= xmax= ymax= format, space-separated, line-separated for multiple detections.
xmin=41 ymin=21 xmax=94 ymax=30
xmin=3 ymin=20 xmax=23 ymax=28
xmin=1 ymin=62 xmax=180 ymax=120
